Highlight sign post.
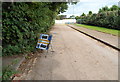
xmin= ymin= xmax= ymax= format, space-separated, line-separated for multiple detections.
xmin=36 ymin=34 xmax=52 ymax=51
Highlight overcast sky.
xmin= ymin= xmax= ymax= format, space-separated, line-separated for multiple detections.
xmin=59 ymin=0 xmax=119 ymax=18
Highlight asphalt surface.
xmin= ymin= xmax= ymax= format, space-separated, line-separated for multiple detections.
xmin=68 ymin=24 xmax=119 ymax=49
xmin=15 ymin=24 xmax=118 ymax=80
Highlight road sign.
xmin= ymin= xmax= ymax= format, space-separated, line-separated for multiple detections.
xmin=36 ymin=34 xmax=52 ymax=50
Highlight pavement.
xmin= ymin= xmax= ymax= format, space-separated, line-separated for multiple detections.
xmin=67 ymin=24 xmax=119 ymax=49
xmin=14 ymin=24 xmax=118 ymax=80
xmin=3 ymin=55 xmax=25 ymax=70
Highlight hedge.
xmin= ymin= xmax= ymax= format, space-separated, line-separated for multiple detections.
xmin=76 ymin=6 xmax=120 ymax=30
xmin=2 ymin=2 xmax=67 ymax=56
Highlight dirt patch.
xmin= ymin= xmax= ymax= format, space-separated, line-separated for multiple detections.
xmin=12 ymin=50 xmax=43 ymax=80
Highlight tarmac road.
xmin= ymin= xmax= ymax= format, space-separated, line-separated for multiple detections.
xmin=67 ymin=24 xmax=119 ymax=49
xmin=16 ymin=24 xmax=118 ymax=80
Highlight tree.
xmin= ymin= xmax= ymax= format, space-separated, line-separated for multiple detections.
xmin=56 ymin=15 xmax=67 ymax=20
xmin=75 ymin=16 xmax=80 ymax=20
xmin=110 ymin=5 xmax=119 ymax=11
xmin=81 ymin=13 xmax=86 ymax=16
xmin=99 ymin=9 xmax=103 ymax=13
xmin=102 ymin=6 xmax=109 ymax=11
xmin=69 ymin=15 xmax=75 ymax=19
xmin=99 ymin=6 xmax=109 ymax=13
xmin=88 ymin=11 xmax=92 ymax=15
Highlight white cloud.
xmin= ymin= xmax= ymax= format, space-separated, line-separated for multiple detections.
xmin=59 ymin=0 xmax=119 ymax=17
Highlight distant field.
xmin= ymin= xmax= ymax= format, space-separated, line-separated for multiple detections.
xmin=75 ymin=24 xmax=120 ymax=36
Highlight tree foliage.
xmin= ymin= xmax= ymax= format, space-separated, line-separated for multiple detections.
xmin=56 ymin=15 xmax=67 ymax=20
xmin=88 ymin=11 xmax=92 ymax=15
xmin=81 ymin=13 xmax=86 ymax=16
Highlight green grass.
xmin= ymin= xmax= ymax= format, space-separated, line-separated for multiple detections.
xmin=75 ymin=24 xmax=120 ymax=36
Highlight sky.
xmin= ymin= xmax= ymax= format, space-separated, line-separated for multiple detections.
xmin=59 ymin=0 xmax=119 ymax=18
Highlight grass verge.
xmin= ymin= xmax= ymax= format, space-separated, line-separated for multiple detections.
xmin=75 ymin=24 xmax=120 ymax=36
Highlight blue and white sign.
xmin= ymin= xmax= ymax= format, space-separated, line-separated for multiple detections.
xmin=36 ymin=34 xmax=52 ymax=50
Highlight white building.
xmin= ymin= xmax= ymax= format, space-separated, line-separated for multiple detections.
xmin=55 ymin=19 xmax=76 ymax=24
